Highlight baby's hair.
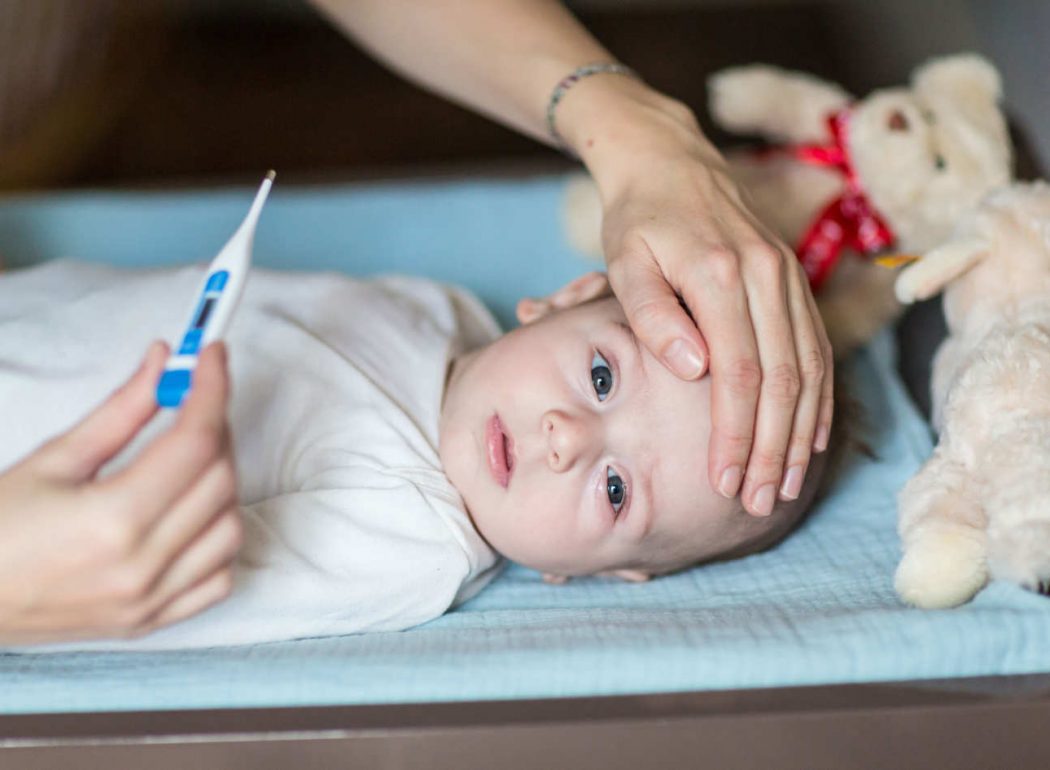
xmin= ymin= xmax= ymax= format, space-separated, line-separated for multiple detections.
xmin=724 ymin=363 xmax=870 ymax=562
xmin=812 ymin=367 xmax=873 ymax=501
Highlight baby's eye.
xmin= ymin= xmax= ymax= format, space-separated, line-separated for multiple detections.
xmin=591 ymin=351 xmax=614 ymax=401
xmin=606 ymin=467 xmax=627 ymax=514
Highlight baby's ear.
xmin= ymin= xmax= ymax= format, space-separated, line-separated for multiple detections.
xmin=544 ymin=569 xmax=652 ymax=584
xmin=515 ymin=271 xmax=611 ymax=324
xmin=597 ymin=568 xmax=652 ymax=583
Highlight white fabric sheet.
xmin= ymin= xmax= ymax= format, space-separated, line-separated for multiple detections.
xmin=0 ymin=261 xmax=502 ymax=650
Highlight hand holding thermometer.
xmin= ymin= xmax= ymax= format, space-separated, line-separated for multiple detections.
xmin=156 ymin=170 xmax=275 ymax=408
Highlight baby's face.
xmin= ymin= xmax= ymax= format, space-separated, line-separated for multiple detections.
xmin=439 ymin=292 xmax=776 ymax=578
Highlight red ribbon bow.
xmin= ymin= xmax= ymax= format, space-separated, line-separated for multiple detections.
xmin=779 ymin=109 xmax=896 ymax=291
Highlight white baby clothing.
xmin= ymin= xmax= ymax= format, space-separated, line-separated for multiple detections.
xmin=0 ymin=260 xmax=502 ymax=650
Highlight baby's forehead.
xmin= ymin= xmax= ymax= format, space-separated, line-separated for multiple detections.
xmin=634 ymin=441 xmax=754 ymax=571
xmin=628 ymin=350 xmax=715 ymax=515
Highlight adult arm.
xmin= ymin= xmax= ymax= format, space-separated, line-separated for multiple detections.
xmin=0 ymin=343 xmax=242 ymax=645
xmin=308 ymin=0 xmax=834 ymax=515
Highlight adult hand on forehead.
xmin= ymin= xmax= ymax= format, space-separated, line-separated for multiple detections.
xmin=563 ymin=80 xmax=834 ymax=517
xmin=306 ymin=0 xmax=833 ymax=514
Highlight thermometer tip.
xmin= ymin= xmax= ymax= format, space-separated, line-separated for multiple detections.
xmin=265 ymin=169 xmax=276 ymax=182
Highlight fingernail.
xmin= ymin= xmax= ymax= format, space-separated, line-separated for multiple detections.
xmin=718 ymin=465 xmax=743 ymax=498
xmin=663 ymin=339 xmax=704 ymax=379
xmin=752 ymin=484 xmax=776 ymax=517
xmin=780 ymin=465 xmax=804 ymax=500
xmin=814 ymin=425 xmax=830 ymax=453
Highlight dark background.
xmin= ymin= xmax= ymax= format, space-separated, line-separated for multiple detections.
xmin=4 ymin=0 xmax=1044 ymax=192
xmin=0 ymin=2 xmax=838 ymax=189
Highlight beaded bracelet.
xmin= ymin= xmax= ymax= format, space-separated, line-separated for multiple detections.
xmin=546 ymin=62 xmax=640 ymax=154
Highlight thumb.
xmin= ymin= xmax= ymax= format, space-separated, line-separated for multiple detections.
xmin=177 ymin=341 xmax=230 ymax=434
xmin=41 ymin=341 xmax=168 ymax=481
xmin=611 ymin=256 xmax=708 ymax=380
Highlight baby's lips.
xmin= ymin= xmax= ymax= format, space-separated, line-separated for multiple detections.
xmin=485 ymin=414 xmax=513 ymax=488
xmin=504 ymin=426 xmax=516 ymax=475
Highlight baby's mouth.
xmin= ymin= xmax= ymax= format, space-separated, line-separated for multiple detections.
xmin=485 ymin=414 xmax=515 ymax=488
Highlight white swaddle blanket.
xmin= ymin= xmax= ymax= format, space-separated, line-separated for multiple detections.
xmin=0 ymin=261 xmax=502 ymax=650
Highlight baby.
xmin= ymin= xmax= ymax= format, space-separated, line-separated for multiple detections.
xmin=441 ymin=270 xmax=833 ymax=583
xmin=0 ymin=261 xmax=835 ymax=650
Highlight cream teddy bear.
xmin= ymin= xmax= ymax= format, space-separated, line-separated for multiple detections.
xmin=893 ymin=181 xmax=1050 ymax=608
xmin=562 ymin=54 xmax=1011 ymax=357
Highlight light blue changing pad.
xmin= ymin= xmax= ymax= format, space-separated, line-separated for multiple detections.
xmin=2 ymin=174 xmax=1049 ymax=714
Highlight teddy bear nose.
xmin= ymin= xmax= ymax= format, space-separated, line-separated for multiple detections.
xmin=542 ymin=410 xmax=592 ymax=472
xmin=888 ymin=109 xmax=910 ymax=132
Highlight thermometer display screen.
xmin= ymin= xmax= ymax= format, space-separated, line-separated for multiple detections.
xmin=194 ymin=297 xmax=217 ymax=330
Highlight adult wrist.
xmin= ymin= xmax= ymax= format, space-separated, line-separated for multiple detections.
xmin=554 ymin=75 xmax=721 ymax=192
xmin=545 ymin=63 xmax=640 ymax=151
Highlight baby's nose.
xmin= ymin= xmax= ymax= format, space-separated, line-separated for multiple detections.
xmin=542 ymin=409 xmax=593 ymax=472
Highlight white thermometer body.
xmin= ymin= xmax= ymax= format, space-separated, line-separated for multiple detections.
xmin=156 ymin=171 xmax=274 ymax=408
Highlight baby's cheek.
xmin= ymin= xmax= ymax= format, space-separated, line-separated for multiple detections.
xmin=499 ymin=497 xmax=583 ymax=570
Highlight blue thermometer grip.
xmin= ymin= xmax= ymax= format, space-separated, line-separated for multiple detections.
xmin=156 ymin=270 xmax=229 ymax=408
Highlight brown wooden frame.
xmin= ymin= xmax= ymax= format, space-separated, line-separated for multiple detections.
xmin=2 ymin=674 xmax=1048 ymax=769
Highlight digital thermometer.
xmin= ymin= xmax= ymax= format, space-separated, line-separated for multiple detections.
xmin=156 ymin=170 xmax=275 ymax=408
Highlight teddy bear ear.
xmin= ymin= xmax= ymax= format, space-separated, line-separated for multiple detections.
xmin=912 ymin=53 xmax=1002 ymax=106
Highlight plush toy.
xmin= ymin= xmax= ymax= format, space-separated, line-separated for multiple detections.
xmin=562 ymin=54 xmax=1012 ymax=357
xmin=893 ymin=181 xmax=1050 ymax=608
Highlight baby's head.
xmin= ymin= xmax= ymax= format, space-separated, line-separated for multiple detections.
xmin=439 ymin=272 xmax=837 ymax=582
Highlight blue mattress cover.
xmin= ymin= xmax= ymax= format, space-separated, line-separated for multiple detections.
xmin=1 ymin=174 xmax=1049 ymax=714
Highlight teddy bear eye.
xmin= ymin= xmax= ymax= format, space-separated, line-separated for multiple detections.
xmin=887 ymin=110 xmax=910 ymax=132
xmin=934 ymin=154 xmax=947 ymax=171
